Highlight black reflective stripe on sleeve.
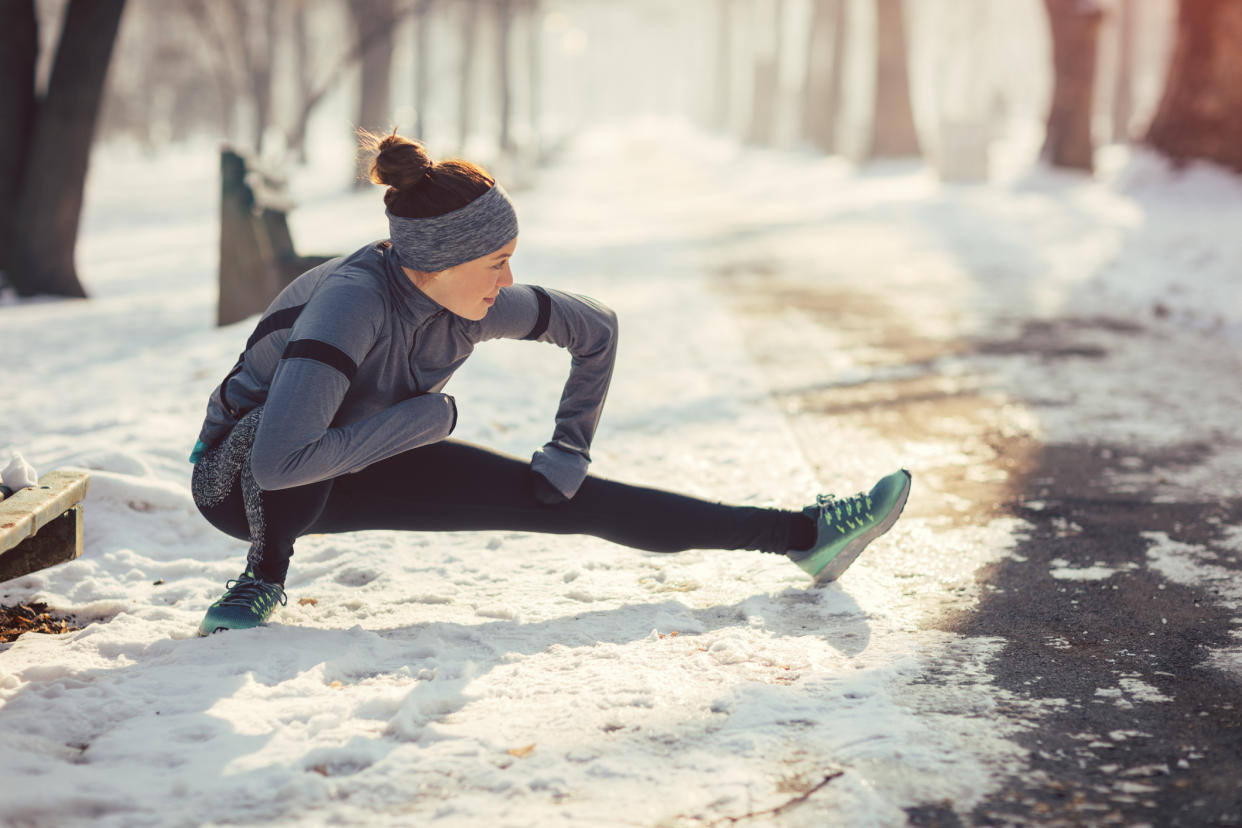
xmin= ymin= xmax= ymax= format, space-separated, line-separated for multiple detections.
xmin=281 ymin=339 xmax=358 ymax=382
xmin=246 ymin=303 xmax=306 ymax=350
xmin=522 ymin=287 xmax=552 ymax=341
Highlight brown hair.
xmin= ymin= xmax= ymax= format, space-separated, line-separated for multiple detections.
xmin=358 ymin=128 xmax=495 ymax=219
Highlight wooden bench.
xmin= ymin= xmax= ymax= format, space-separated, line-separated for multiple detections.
xmin=0 ymin=471 xmax=91 ymax=583
xmin=217 ymin=148 xmax=337 ymax=327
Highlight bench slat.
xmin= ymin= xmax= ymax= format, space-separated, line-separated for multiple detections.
xmin=0 ymin=471 xmax=92 ymax=556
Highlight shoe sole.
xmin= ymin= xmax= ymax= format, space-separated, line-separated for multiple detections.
xmin=197 ymin=621 xmax=267 ymax=636
xmin=813 ymin=470 xmax=911 ymax=586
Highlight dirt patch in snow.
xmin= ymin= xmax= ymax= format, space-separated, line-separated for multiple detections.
xmin=0 ymin=602 xmax=80 ymax=643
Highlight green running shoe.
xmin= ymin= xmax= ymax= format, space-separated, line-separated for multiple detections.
xmin=198 ymin=570 xmax=287 ymax=636
xmin=790 ymin=469 xmax=912 ymax=585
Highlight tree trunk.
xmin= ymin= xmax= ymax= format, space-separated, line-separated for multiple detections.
xmin=868 ymin=0 xmax=920 ymax=159
xmin=458 ymin=0 xmax=479 ymax=150
xmin=496 ymin=0 xmax=514 ymax=153
xmin=1111 ymin=0 xmax=1135 ymax=143
xmin=0 ymin=0 xmax=39 ymax=281
xmin=801 ymin=0 xmax=846 ymax=153
xmin=745 ymin=0 xmax=784 ymax=146
xmin=351 ymin=0 xmax=396 ymax=185
xmin=414 ymin=0 xmax=432 ymax=140
xmin=1041 ymin=0 xmax=1102 ymax=172
xmin=711 ymin=0 xmax=734 ymax=131
xmin=1145 ymin=0 xmax=1242 ymax=173
xmin=254 ymin=2 xmax=276 ymax=154
xmin=8 ymin=0 xmax=126 ymax=298
xmin=291 ymin=0 xmax=312 ymax=162
xmin=527 ymin=0 xmax=541 ymax=157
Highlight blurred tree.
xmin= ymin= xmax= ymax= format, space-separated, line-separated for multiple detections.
xmin=801 ymin=0 xmax=846 ymax=153
xmin=1042 ymin=0 xmax=1102 ymax=171
xmin=711 ymin=0 xmax=735 ymax=132
xmin=291 ymin=0 xmax=314 ymax=161
xmin=182 ymin=0 xmax=279 ymax=154
xmin=95 ymin=0 xmax=200 ymax=147
xmin=350 ymin=0 xmax=397 ymax=185
xmin=182 ymin=2 xmax=235 ymax=140
xmin=745 ymin=0 xmax=785 ymax=146
xmin=497 ymin=0 xmax=515 ymax=153
xmin=526 ymin=0 xmax=542 ymax=157
xmin=458 ymin=0 xmax=481 ymax=150
xmin=867 ymin=0 xmax=920 ymax=159
xmin=236 ymin=0 xmax=277 ymax=154
xmin=2 ymin=0 xmax=126 ymax=298
xmin=1146 ymin=0 xmax=1242 ymax=173
xmin=413 ymin=0 xmax=434 ymax=141
xmin=0 ymin=1 xmax=38 ymax=287
xmin=1110 ymin=0 xmax=1135 ymax=142
xmin=288 ymin=2 xmax=411 ymax=164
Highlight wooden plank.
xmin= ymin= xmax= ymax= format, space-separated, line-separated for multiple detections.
xmin=0 ymin=470 xmax=91 ymax=555
xmin=0 ymin=507 xmax=83 ymax=582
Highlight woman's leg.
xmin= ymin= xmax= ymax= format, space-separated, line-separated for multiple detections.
xmin=192 ymin=408 xmax=333 ymax=585
xmin=310 ymin=439 xmax=812 ymax=554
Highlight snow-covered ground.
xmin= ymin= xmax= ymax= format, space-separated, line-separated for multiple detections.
xmin=2 ymin=121 xmax=1240 ymax=826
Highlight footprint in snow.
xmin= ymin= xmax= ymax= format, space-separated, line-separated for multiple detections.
xmin=334 ymin=568 xmax=380 ymax=587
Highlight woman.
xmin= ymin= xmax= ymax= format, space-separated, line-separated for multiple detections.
xmin=190 ymin=130 xmax=911 ymax=636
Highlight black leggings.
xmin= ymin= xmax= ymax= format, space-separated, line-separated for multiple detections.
xmin=192 ymin=412 xmax=808 ymax=585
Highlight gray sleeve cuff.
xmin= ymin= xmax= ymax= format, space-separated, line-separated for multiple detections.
xmin=530 ymin=443 xmax=590 ymax=500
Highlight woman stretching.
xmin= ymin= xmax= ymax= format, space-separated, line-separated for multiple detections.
xmin=190 ymin=131 xmax=911 ymax=635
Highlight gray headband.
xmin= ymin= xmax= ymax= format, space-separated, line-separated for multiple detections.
xmin=386 ymin=184 xmax=519 ymax=272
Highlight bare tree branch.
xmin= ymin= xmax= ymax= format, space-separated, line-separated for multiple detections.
xmin=287 ymin=4 xmax=424 ymax=154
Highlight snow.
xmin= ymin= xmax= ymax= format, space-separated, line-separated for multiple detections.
xmin=1 ymin=452 xmax=39 ymax=491
xmin=1048 ymin=561 xmax=1133 ymax=581
xmin=2 ymin=120 xmax=1242 ymax=824
xmin=1144 ymin=531 xmax=1242 ymax=606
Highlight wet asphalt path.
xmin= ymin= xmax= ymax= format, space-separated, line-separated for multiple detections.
xmin=724 ymin=271 xmax=1242 ymax=827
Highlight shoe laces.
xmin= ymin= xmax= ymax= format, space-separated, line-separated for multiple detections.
xmin=220 ymin=573 xmax=288 ymax=610
xmin=818 ymin=492 xmax=874 ymax=530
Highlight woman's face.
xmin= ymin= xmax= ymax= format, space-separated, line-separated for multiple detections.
xmin=412 ymin=237 xmax=517 ymax=320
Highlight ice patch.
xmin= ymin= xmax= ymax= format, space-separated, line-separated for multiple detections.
xmin=1208 ymin=648 xmax=1242 ymax=679
xmin=1145 ymin=531 xmax=1242 ymax=607
xmin=1049 ymin=561 xmax=1129 ymax=581
xmin=1119 ymin=677 xmax=1173 ymax=704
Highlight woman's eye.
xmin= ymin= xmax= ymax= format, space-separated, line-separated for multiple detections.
xmin=493 ymin=262 xmax=507 ymax=270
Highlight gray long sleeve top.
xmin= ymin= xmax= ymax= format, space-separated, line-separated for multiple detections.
xmin=193 ymin=240 xmax=618 ymax=498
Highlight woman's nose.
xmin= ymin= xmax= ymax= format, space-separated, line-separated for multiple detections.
xmin=499 ymin=267 xmax=514 ymax=287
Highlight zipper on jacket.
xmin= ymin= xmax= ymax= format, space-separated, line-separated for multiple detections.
xmin=408 ymin=309 xmax=447 ymax=395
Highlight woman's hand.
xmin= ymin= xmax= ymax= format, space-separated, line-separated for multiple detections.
xmin=531 ymin=469 xmax=569 ymax=505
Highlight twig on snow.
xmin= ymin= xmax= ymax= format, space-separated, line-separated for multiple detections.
xmin=706 ymin=769 xmax=847 ymax=825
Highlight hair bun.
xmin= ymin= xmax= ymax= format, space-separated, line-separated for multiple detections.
xmin=362 ymin=129 xmax=433 ymax=192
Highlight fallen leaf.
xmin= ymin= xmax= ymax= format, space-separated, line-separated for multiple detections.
xmin=329 ymin=680 xmax=343 ymax=689
xmin=298 ymin=597 xmax=318 ymax=606
xmin=508 ymin=743 xmax=536 ymax=758
xmin=310 ymin=764 xmax=329 ymax=776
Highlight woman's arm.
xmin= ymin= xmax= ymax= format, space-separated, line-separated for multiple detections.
xmin=250 ymin=281 xmax=457 ymax=490
xmin=479 ymin=284 xmax=619 ymax=499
